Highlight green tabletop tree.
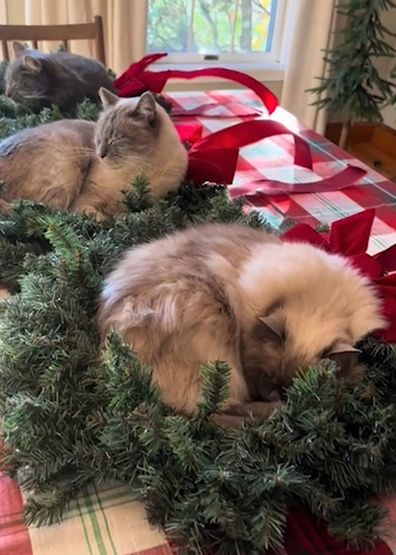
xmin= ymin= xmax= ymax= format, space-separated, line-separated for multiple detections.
xmin=311 ymin=0 xmax=396 ymax=148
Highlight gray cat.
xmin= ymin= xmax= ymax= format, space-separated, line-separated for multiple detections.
xmin=5 ymin=41 xmax=115 ymax=111
xmin=0 ymin=89 xmax=188 ymax=218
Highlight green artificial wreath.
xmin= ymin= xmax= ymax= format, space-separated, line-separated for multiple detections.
xmin=1 ymin=90 xmax=396 ymax=555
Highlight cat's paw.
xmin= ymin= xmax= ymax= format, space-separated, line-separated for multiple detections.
xmin=242 ymin=401 xmax=284 ymax=419
xmin=213 ymin=400 xmax=284 ymax=427
xmin=212 ymin=413 xmax=246 ymax=428
xmin=0 ymin=199 xmax=11 ymax=215
xmin=78 ymin=207 xmax=104 ymax=221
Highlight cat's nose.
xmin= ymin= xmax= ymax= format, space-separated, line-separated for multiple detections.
xmin=98 ymin=146 xmax=108 ymax=159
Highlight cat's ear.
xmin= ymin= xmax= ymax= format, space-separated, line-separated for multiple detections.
xmin=99 ymin=87 xmax=119 ymax=108
xmin=327 ymin=341 xmax=361 ymax=376
xmin=135 ymin=92 xmax=157 ymax=121
xmin=328 ymin=341 xmax=360 ymax=356
xmin=13 ymin=41 xmax=26 ymax=58
xmin=22 ymin=55 xmax=42 ymax=73
xmin=257 ymin=316 xmax=284 ymax=344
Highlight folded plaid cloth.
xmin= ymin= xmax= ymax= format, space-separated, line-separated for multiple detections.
xmin=284 ymin=507 xmax=392 ymax=555
xmin=0 ymin=473 xmax=392 ymax=555
xmin=1 ymin=89 xmax=396 ymax=555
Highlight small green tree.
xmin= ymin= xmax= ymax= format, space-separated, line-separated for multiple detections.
xmin=311 ymin=0 xmax=396 ymax=148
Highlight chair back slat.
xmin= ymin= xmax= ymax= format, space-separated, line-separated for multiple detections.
xmin=1 ymin=40 xmax=9 ymax=61
xmin=0 ymin=16 xmax=106 ymax=65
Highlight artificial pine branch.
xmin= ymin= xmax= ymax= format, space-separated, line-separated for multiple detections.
xmin=197 ymin=361 xmax=231 ymax=418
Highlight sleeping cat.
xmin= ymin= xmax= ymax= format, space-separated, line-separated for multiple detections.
xmin=0 ymin=89 xmax=188 ymax=218
xmin=5 ymin=41 xmax=115 ymax=111
xmin=98 ymin=223 xmax=384 ymax=421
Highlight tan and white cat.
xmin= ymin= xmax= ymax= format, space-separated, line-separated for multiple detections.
xmin=0 ymin=89 xmax=188 ymax=218
xmin=98 ymin=223 xmax=384 ymax=421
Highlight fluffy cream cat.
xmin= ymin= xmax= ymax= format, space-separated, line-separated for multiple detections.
xmin=0 ymin=89 xmax=187 ymax=218
xmin=98 ymin=223 xmax=384 ymax=420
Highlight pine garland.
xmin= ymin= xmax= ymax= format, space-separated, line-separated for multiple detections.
xmin=1 ymin=93 xmax=396 ymax=554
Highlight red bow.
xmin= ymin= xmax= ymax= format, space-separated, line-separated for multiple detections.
xmin=114 ymin=53 xmax=278 ymax=116
xmin=282 ymin=209 xmax=396 ymax=343
xmin=180 ymin=119 xmax=315 ymax=185
xmin=175 ymin=120 xmax=366 ymax=193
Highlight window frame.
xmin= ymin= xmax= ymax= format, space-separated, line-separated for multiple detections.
xmin=144 ymin=0 xmax=290 ymax=69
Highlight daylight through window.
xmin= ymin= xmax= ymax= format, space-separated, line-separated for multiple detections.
xmin=146 ymin=0 xmax=288 ymax=65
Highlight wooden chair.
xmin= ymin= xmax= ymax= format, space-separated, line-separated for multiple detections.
xmin=0 ymin=15 xmax=106 ymax=65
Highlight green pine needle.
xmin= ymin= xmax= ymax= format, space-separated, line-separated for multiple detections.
xmin=198 ymin=361 xmax=232 ymax=418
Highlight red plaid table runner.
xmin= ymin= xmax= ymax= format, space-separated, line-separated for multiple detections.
xmin=1 ymin=89 xmax=396 ymax=555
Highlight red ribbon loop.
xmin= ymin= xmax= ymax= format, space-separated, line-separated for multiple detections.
xmin=171 ymin=102 xmax=261 ymax=118
xmin=176 ymin=120 xmax=365 ymax=192
xmin=189 ymin=120 xmax=312 ymax=170
xmin=230 ymin=166 xmax=367 ymax=200
xmin=114 ymin=53 xmax=278 ymax=115
xmin=175 ymin=119 xmax=314 ymax=185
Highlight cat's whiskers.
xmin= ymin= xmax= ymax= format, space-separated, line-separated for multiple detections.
xmin=56 ymin=151 xmax=94 ymax=162
xmin=122 ymin=154 xmax=153 ymax=167
xmin=68 ymin=146 xmax=96 ymax=155
xmin=23 ymin=90 xmax=50 ymax=100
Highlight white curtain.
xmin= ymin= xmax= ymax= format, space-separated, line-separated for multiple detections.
xmin=19 ymin=0 xmax=147 ymax=74
xmin=281 ymin=0 xmax=336 ymax=133
xmin=0 ymin=0 xmax=7 ymax=24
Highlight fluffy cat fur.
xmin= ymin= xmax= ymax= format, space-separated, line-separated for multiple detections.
xmin=98 ymin=223 xmax=384 ymax=418
xmin=5 ymin=41 xmax=115 ymax=111
xmin=0 ymin=89 xmax=188 ymax=218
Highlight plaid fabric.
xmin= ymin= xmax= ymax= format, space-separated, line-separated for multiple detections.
xmin=1 ymin=89 xmax=396 ymax=555
xmin=170 ymin=89 xmax=396 ymax=256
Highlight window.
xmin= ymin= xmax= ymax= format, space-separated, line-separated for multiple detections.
xmin=145 ymin=0 xmax=289 ymax=68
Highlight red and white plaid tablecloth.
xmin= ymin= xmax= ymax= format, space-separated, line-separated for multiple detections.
xmin=1 ymin=89 xmax=396 ymax=555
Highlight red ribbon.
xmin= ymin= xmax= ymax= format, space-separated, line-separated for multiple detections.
xmin=175 ymin=119 xmax=366 ymax=194
xmin=176 ymin=123 xmax=203 ymax=145
xmin=115 ymin=54 xmax=367 ymax=195
xmin=175 ymin=119 xmax=313 ymax=186
xmin=171 ymin=102 xmax=262 ymax=118
xmin=114 ymin=52 xmax=278 ymax=116
xmin=282 ymin=209 xmax=396 ymax=343
xmin=229 ymin=166 xmax=367 ymax=200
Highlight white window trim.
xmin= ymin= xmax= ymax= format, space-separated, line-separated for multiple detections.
xmin=153 ymin=62 xmax=285 ymax=83
xmin=144 ymin=0 xmax=293 ymax=83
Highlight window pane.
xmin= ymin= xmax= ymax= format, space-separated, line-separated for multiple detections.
xmin=146 ymin=0 xmax=279 ymax=55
